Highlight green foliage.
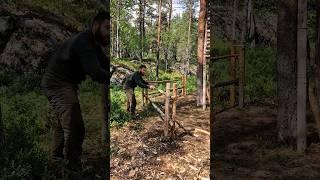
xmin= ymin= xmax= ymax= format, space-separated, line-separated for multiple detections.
xmin=212 ymin=39 xmax=276 ymax=103
xmin=245 ymin=46 xmax=276 ymax=102
xmin=4 ymin=0 xmax=104 ymax=30
xmin=110 ymin=86 xmax=130 ymax=127
xmin=0 ymin=91 xmax=49 ymax=179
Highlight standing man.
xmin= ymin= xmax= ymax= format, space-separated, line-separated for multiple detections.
xmin=41 ymin=12 xmax=115 ymax=172
xmin=124 ymin=65 xmax=155 ymax=118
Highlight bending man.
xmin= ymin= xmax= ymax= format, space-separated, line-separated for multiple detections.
xmin=123 ymin=65 xmax=155 ymax=118
xmin=41 ymin=12 xmax=115 ymax=171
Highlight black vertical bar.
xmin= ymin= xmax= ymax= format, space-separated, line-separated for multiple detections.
xmin=102 ymin=1 xmax=111 ymax=179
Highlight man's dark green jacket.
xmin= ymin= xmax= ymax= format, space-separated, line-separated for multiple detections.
xmin=41 ymin=30 xmax=109 ymax=89
xmin=123 ymin=71 xmax=149 ymax=90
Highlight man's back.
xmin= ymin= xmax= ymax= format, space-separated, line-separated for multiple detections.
xmin=124 ymin=71 xmax=149 ymax=90
xmin=42 ymin=30 xmax=108 ymax=88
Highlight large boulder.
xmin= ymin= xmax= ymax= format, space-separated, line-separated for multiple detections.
xmin=0 ymin=4 xmax=73 ymax=73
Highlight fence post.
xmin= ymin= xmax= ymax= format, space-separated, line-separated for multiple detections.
xmin=239 ymin=44 xmax=245 ymax=108
xmin=145 ymin=88 xmax=149 ymax=104
xmin=164 ymin=83 xmax=171 ymax=137
xmin=229 ymin=41 xmax=236 ymax=107
xmin=172 ymin=83 xmax=177 ymax=137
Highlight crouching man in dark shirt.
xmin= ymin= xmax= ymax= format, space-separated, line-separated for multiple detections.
xmin=41 ymin=12 xmax=115 ymax=172
xmin=123 ymin=65 xmax=155 ymax=118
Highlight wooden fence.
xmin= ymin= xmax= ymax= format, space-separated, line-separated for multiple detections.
xmin=209 ymin=42 xmax=245 ymax=108
xmin=142 ymin=75 xmax=188 ymax=137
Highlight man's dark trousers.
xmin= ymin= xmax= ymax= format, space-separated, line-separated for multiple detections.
xmin=43 ymin=85 xmax=84 ymax=170
xmin=125 ymin=88 xmax=136 ymax=115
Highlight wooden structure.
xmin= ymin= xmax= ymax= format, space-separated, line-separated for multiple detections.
xmin=209 ymin=42 xmax=246 ymax=109
xmin=202 ymin=9 xmax=210 ymax=110
xmin=142 ymin=75 xmax=188 ymax=137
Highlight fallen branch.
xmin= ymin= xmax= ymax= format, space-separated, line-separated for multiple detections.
xmin=194 ymin=128 xmax=210 ymax=136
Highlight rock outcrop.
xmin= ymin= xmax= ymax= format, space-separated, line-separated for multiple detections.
xmin=0 ymin=4 xmax=73 ymax=73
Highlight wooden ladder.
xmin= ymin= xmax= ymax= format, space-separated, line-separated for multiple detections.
xmin=203 ymin=5 xmax=211 ymax=108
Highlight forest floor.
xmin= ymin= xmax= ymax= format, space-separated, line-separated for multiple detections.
xmin=110 ymin=95 xmax=210 ymax=180
xmin=213 ymin=105 xmax=320 ymax=180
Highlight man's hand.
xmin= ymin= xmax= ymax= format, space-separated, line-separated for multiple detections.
xmin=148 ymin=85 xmax=156 ymax=89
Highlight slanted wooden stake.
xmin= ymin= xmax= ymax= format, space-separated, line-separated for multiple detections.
xmin=164 ymin=83 xmax=171 ymax=137
xmin=239 ymin=44 xmax=245 ymax=108
xmin=172 ymin=83 xmax=177 ymax=137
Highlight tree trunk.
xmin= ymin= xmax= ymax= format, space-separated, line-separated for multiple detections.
xmin=197 ymin=0 xmax=207 ymax=106
xmin=208 ymin=1 xmax=214 ymax=178
xmin=277 ymin=0 xmax=298 ymax=147
xmin=232 ymin=0 xmax=238 ymax=40
xmin=168 ymin=0 xmax=173 ymax=31
xmin=247 ymin=0 xmax=256 ymax=46
xmin=296 ymin=0 xmax=307 ymax=153
xmin=186 ymin=0 xmax=193 ymax=75
xmin=116 ymin=0 xmax=121 ymax=59
xmin=139 ymin=0 xmax=145 ymax=61
xmin=165 ymin=0 xmax=173 ymax=72
xmin=309 ymin=0 xmax=320 ymax=139
xmin=315 ymin=0 xmax=320 ymax=109
xmin=156 ymin=0 xmax=162 ymax=80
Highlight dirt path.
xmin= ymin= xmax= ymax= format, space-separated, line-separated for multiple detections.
xmin=213 ymin=105 xmax=320 ymax=180
xmin=111 ymin=95 xmax=210 ymax=180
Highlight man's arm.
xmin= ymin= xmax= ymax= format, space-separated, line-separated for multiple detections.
xmin=141 ymin=77 xmax=149 ymax=86
xmin=134 ymin=74 xmax=149 ymax=88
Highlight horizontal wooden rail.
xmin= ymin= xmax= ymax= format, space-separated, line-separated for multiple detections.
xmin=149 ymin=93 xmax=164 ymax=98
xmin=147 ymin=80 xmax=179 ymax=83
xmin=148 ymin=91 xmax=163 ymax=96
xmin=168 ymin=86 xmax=184 ymax=91
xmin=212 ymin=54 xmax=240 ymax=61
xmin=212 ymin=79 xmax=239 ymax=88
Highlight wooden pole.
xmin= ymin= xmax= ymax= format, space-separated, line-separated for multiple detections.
xmin=156 ymin=0 xmax=163 ymax=80
xmin=172 ymin=83 xmax=177 ymax=137
xmin=239 ymin=44 xmax=245 ymax=108
xmin=203 ymin=63 xmax=207 ymax=110
xmin=203 ymin=21 xmax=208 ymax=110
xmin=164 ymin=83 xmax=171 ymax=137
xmin=229 ymin=41 xmax=236 ymax=107
xmin=297 ymin=0 xmax=307 ymax=153
xmin=145 ymin=88 xmax=149 ymax=104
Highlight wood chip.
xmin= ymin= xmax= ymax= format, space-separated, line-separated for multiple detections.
xmin=128 ymin=169 xmax=136 ymax=177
